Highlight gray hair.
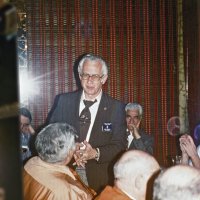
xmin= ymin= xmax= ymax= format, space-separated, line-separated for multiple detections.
xmin=114 ymin=150 xmax=158 ymax=180
xmin=125 ymin=102 xmax=143 ymax=117
xmin=35 ymin=123 xmax=77 ymax=163
xmin=153 ymin=166 xmax=200 ymax=200
xmin=114 ymin=154 xmax=138 ymax=180
xmin=78 ymin=53 xmax=108 ymax=75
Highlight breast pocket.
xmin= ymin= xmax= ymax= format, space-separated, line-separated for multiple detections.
xmin=102 ymin=122 xmax=112 ymax=133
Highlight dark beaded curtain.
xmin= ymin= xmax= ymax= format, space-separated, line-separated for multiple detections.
xmin=25 ymin=0 xmax=179 ymax=166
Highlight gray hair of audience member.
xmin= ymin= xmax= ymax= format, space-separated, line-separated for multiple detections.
xmin=114 ymin=150 xmax=159 ymax=181
xmin=78 ymin=53 xmax=108 ymax=75
xmin=35 ymin=123 xmax=77 ymax=163
xmin=20 ymin=107 xmax=32 ymax=122
xmin=153 ymin=165 xmax=200 ymax=200
xmin=114 ymin=150 xmax=160 ymax=200
xmin=125 ymin=102 xmax=143 ymax=119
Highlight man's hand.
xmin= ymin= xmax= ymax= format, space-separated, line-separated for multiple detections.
xmin=77 ymin=141 xmax=97 ymax=160
xmin=183 ymin=135 xmax=197 ymax=158
xmin=128 ymin=120 xmax=141 ymax=139
xmin=73 ymin=141 xmax=97 ymax=167
xmin=28 ymin=125 xmax=35 ymax=134
xmin=179 ymin=134 xmax=188 ymax=154
xmin=73 ymin=143 xmax=87 ymax=167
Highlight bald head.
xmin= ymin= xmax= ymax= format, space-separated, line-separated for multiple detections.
xmin=114 ymin=150 xmax=160 ymax=200
xmin=153 ymin=165 xmax=200 ymax=200
xmin=114 ymin=150 xmax=159 ymax=178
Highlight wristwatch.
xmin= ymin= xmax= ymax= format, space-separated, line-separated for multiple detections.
xmin=95 ymin=148 xmax=100 ymax=161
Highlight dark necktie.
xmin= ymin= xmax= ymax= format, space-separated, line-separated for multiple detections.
xmin=79 ymin=99 xmax=97 ymax=142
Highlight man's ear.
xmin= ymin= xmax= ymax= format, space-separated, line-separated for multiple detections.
xmin=101 ymin=74 xmax=108 ymax=84
xmin=135 ymin=174 xmax=145 ymax=191
xmin=64 ymin=148 xmax=75 ymax=165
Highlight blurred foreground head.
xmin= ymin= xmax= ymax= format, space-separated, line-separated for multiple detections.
xmin=35 ymin=122 xmax=77 ymax=164
xmin=114 ymin=150 xmax=160 ymax=200
xmin=153 ymin=165 xmax=200 ymax=200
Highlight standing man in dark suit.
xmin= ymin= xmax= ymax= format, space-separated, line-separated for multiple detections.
xmin=125 ymin=102 xmax=154 ymax=154
xmin=47 ymin=54 xmax=127 ymax=193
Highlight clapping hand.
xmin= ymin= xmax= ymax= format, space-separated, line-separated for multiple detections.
xmin=180 ymin=134 xmax=197 ymax=158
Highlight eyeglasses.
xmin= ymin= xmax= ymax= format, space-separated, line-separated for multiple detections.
xmin=126 ymin=115 xmax=140 ymax=121
xmin=80 ymin=73 xmax=104 ymax=81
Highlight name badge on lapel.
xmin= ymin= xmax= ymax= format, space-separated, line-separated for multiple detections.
xmin=102 ymin=123 xmax=112 ymax=132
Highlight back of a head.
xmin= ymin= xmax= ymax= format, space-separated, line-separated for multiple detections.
xmin=153 ymin=165 xmax=200 ymax=200
xmin=114 ymin=150 xmax=160 ymax=199
xmin=35 ymin=122 xmax=77 ymax=164
xmin=114 ymin=150 xmax=159 ymax=180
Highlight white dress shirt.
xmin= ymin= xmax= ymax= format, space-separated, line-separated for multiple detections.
xmin=127 ymin=129 xmax=134 ymax=148
xmin=79 ymin=90 xmax=102 ymax=142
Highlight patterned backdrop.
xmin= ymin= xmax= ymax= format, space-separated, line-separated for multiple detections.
xmin=22 ymin=0 xmax=182 ymax=166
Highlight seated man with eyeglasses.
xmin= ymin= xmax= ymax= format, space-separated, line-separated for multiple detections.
xmin=20 ymin=107 xmax=35 ymax=164
xmin=47 ymin=53 xmax=127 ymax=193
xmin=125 ymin=102 xmax=154 ymax=154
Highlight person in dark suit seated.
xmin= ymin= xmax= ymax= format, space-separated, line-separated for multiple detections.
xmin=20 ymin=107 xmax=35 ymax=164
xmin=125 ymin=102 xmax=154 ymax=154
xmin=95 ymin=150 xmax=160 ymax=200
xmin=23 ymin=122 xmax=95 ymax=200
xmin=47 ymin=53 xmax=127 ymax=193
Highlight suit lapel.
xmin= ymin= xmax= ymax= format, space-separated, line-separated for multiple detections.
xmin=95 ymin=93 xmax=109 ymax=121
xmin=73 ymin=90 xmax=82 ymax=137
xmin=128 ymin=140 xmax=135 ymax=150
xmin=89 ymin=93 xmax=109 ymax=143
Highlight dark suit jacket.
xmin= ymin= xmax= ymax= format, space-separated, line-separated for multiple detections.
xmin=47 ymin=90 xmax=127 ymax=193
xmin=128 ymin=129 xmax=154 ymax=155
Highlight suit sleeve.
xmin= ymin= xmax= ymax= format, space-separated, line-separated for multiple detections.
xmin=131 ymin=132 xmax=154 ymax=155
xmin=46 ymin=94 xmax=65 ymax=124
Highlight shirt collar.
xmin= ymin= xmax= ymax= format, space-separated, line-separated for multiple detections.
xmin=81 ymin=90 xmax=102 ymax=103
xmin=126 ymin=129 xmax=133 ymax=135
